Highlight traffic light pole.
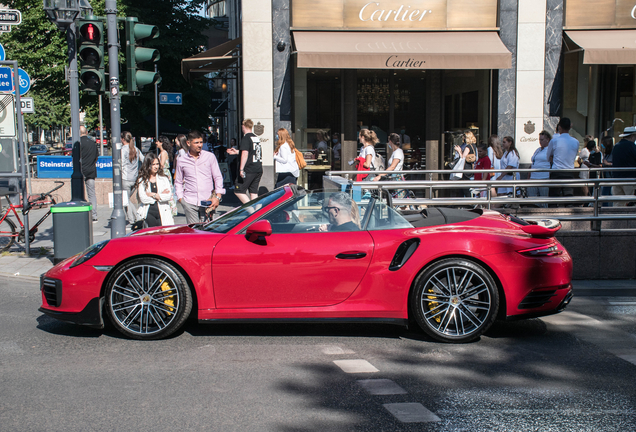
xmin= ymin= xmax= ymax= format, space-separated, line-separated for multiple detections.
xmin=105 ymin=0 xmax=126 ymax=238
xmin=66 ymin=22 xmax=85 ymax=202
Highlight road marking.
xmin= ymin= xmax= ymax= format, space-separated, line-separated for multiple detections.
xmin=321 ymin=345 xmax=355 ymax=355
xmin=608 ymin=301 xmax=636 ymax=306
xmin=383 ymin=403 xmax=441 ymax=423
xmin=93 ymin=231 xmax=107 ymax=236
xmin=333 ymin=359 xmax=379 ymax=373
xmin=357 ymin=379 xmax=407 ymax=395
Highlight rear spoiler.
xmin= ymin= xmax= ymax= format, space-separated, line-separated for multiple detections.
xmin=521 ymin=219 xmax=561 ymax=238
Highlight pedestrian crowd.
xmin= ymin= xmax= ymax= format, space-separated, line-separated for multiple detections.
xmin=76 ymin=115 xmax=636 ymax=228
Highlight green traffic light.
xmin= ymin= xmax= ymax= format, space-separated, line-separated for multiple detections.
xmin=125 ymin=17 xmax=161 ymax=93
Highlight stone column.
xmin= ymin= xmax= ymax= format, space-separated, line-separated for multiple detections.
xmin=242 ymin=0 xmax=275 ymax=191
xmin=498 ymin=0 xmax=518 ymax=139
xmin=272 ymin=0 xmax=292 ymax=133
xmin=342 ymin=69 xmax=358 ymax=170
xmin=544 ymin=0 xmax=564 ymax=135
xmin=515 ymin=0 xmax=548 ymax=164
xmin=425 ymin=70 xmax=442 ymax=168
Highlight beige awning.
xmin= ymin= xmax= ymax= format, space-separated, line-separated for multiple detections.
xmin=181 ymin=38 xmax=240 ymax=81
xmin=565 ymin=30 xmax=636 ymax=64
xmin=293 ymin=31 xmax=511 ymax=69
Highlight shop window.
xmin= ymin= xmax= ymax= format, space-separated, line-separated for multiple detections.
xmin=462 ymin=91 xmax=479 ymax=125
xmin=616 ymin=67 xmax=634 ymax=113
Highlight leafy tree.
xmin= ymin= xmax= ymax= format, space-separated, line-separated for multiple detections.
xmin=1 ymin=0 xmax=212 ymax=139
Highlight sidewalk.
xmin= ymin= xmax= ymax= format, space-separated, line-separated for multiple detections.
xmin=0 ymin=190 xmax=242 ymax=280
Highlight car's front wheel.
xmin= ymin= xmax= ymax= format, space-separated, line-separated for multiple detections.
xmin=411 ymin=258 xmax=499 ymax=343
xmin=105 ymin=258 xmax=192 ymax=340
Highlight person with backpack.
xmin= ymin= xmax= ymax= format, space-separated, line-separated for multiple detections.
xmin=357 ymin=129 xmax=382 ymax=181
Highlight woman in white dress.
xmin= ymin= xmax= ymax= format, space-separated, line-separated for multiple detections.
xmin=273 ymin=128 xmax=300 ymax=188
xmin=496 ymin=136 xmax=520 ymax=196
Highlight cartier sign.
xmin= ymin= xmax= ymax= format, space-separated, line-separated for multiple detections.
xmin=291 ymin=0 xmax=498 ymax=30
xmin=565 ymin=0 xmax=636 ymax=28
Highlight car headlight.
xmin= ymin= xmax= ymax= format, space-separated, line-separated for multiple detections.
xmin=70 ymin=240 xmax=109 ymax=268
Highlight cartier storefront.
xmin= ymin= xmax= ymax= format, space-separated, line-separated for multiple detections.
xmin=561 ymin=0 xmax=636 ymax=142
xmin=289 ymin=0 xmax=511 ymax=171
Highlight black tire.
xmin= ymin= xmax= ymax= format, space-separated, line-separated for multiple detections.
xmin=411 ymin=258 xmax=499 ymax=343
xmin=0 ymin=217 xmax=16 ymax=252
xmin=105 ymin=258 xmax=192 ymax=340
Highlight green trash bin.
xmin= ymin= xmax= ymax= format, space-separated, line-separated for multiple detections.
xmin=51 ymin=201 xmax=94 ymax=263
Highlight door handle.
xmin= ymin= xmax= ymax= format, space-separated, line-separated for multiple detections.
xmin=336 ymin=252 xmax=367 ymax=259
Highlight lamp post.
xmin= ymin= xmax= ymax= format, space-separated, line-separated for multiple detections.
xmin=43 ymin=0 xmax=84 ymax=201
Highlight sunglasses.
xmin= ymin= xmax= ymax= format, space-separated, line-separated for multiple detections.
xmin=322 ymin=206 xmax=341 ymax=214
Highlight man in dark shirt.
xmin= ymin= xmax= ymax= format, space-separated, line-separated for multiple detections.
xmin=228 ymin=119 xmax=262 ymax=204
xmin=611 ymin=126 xmax=636 ymax=206
xmin=79 ymin=126 xmax=98 ymax=222
xmin=319 ymin=192 xmax=360 ymax=232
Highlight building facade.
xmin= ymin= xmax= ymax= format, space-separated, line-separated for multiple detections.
xmin=198 ymin=0 xmax=636 ymax=189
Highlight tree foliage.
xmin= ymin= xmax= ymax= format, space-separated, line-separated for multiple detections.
xmin=1 ymin=0 xmax=213 ymax=137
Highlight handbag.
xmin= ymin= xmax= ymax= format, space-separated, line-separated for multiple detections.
xmin=295 ymin=149 xmax=307 ymax=169
xmin=131 ymin=219 xmax=148 ymax=231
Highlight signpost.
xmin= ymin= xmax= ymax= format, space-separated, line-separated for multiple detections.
xmin=0 ymin=9 xmax=21 ymax=26
xmin=0 ymin=94 xmax=15 ymax=137
xmin=159 ymin=92 xmax=182 ymax=105
xmin=20 ymin=97 xmax=33 ymax=113
xmin=0 ymin=66 xmax=31 ymax=96
xmin=0 ymin=43 xmax=4 ymax=60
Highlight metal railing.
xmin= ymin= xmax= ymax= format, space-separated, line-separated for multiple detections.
xmin=326 ymin=167 xmax=636 ymax=231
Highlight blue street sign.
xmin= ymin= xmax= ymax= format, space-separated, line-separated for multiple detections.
xmin=0 ymin=67 xmax=11 ymax=92
xmin=37 ymin=156 xmax=113 ymax=179
xmin=0 ymin=43 xmax=5 ymax=61
xmin=0 ymin=67 xmax=31 ymax=95
xmin=15 ymin=68 xmax=30 ymax=96
xmin=159 ymin=92 xmax=182 ymax=105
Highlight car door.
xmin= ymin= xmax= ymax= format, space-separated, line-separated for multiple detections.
xmin=212 ymin=229 xmax=374 ymax=309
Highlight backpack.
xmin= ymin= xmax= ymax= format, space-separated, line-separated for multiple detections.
xmin=295 ymin=149 xmax=307 ymax=169
xmin=372 ymin=153 xmax=385 ymax=171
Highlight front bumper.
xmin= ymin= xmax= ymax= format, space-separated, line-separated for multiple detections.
xmin=39 ymin=297 xmax=105 ymax=329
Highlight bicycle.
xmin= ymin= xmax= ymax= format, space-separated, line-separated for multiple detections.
xmin=0 ymin=181 xmax=65 ymax=252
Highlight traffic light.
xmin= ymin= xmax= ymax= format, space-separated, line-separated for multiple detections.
xmin=77 ymin=17 xmax=105 ymax=94
xmin=125 ymin=17 xmax=161 ymax=93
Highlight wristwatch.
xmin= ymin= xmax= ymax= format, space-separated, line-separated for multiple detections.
xmin=212 ymin=192 xmax=222 ymax=203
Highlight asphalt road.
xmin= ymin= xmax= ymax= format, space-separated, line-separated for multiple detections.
xmin=1 ymin=277 xmax=636 ymax=431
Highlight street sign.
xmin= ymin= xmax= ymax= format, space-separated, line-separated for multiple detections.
xmin=0 ymin=43 xmax=4 ymax=60
xmin=0 ymin=25 xmax=10 ymax=33
xmin=159 ymin=92 xmax=182 ymax=105
xmin=0 ymin=94 xmax=16 ymax=137
xmin=0 ymin=67 xmax=12 ymax=92
xmin=20 ymin=97 xmax=33 ymax=113
xmin=0 ymin=67 xmax=31 ymax=95
xmin=0 ymin=9 xmax=21 ymax=26
xmin=16 ymin=68 xmax=30 ymax=96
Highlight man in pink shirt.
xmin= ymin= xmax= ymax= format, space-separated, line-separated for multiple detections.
xmin=174 ymin=130 xmax=225 ymax=224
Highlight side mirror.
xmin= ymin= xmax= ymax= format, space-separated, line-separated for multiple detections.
xmin=246 ymin=219 xmax=272 ymax=242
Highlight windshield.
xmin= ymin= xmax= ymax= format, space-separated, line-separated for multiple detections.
xmin=202 ymin=188 xmax=287 ymax=234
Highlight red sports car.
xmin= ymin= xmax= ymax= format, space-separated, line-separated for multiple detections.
xmin=39 ymin=186 xmax=573 ymax=343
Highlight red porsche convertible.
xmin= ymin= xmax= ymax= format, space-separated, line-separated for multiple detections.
xmin=39 ymin=185 xmax=573 ymax=343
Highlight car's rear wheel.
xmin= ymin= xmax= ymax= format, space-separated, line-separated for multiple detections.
xmin=411 ymin=258 xmax=498 ymax=343
xmin=105 ymin=258 xmax=192 ymax=340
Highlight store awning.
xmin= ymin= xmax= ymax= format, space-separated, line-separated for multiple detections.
xmin=565 ymin=30 xmax=636 ymax=64
xmin=181 ymin=38 xmax=240 ymax=81
xmin=293 ymin=31 xmax=511 ymax=69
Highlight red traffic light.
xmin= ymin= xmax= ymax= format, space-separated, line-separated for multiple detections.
xmin=80 ymin=23 xmax=100 ymax=42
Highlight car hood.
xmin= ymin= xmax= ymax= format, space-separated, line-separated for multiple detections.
xmin=129 ymin=224 xmax=204 ymax=236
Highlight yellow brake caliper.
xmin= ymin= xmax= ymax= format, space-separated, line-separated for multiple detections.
xmin=427 ymin=287 xmax=441 ymax=323
xmin=160 ymin=280 xmax=175 ymax=315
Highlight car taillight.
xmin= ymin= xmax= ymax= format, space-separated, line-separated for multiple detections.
xmin=517 ymin=244 xmax=562 ymax=257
